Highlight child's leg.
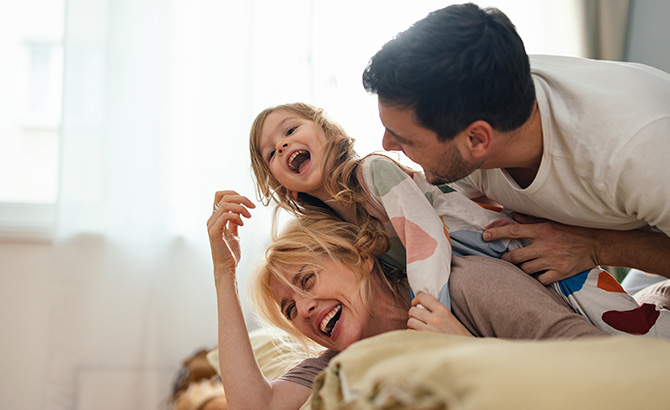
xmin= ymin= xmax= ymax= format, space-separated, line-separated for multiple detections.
xmin=633 ymin=279 xmax=670 ymax=310
xmin=621 ymin=268 xmax=666 ymax=294
xmin=552 ymin=268 xmax=670 ymax=339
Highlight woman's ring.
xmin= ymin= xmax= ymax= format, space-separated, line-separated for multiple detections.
xmin=213 ymin=203 xmax=220 ymax=213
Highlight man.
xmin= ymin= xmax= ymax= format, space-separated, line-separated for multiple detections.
xmin=362 ymin=3 xmax=670 ymax=285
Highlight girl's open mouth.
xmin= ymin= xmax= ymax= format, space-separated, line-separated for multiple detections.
xmin=319 ymin=304 xmax=342 ymax=337
xmin=288 ymin=150 xmax=311 ymax=174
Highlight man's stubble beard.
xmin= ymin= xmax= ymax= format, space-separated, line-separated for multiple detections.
xmin=424 ymin=144 xmax=483 ymax=185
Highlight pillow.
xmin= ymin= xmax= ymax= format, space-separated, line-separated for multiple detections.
xmin=207 ymin=327 xmax=313 ymax=382
xmin=311 ymin=330 xmax=670 ymax=410
xmin=207 ymin=327 xmax=322 ymax=410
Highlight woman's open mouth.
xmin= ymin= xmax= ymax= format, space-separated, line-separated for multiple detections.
xmin=288 ymin=150 xmax=311 ymax=174
xmin=319 ymin=304 xmax=342 ymax=337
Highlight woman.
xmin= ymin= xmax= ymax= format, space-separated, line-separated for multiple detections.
xmin=207 ymin=196 xmax=606 ymax=410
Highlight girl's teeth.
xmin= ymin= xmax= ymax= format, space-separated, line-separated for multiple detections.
xmin=320 ymin=304 xmax=341 ymax=333
xmin=289 ymin=151 xmax=300 ymax=165
xmin=288 ymin=150 xmax=310 ymax=173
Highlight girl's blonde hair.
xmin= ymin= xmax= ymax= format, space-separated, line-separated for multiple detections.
xmin=249 ymin=214 xmax=393 ymax=348
xmin=249 ymin=103 xmax=388 ymax=237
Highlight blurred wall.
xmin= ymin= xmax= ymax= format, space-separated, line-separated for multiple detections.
xmin=626 ymin=0 xmax=670 ymax=72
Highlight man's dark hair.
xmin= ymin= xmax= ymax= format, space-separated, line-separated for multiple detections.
xmin=362 ymin=3 xmax=535 ymax=141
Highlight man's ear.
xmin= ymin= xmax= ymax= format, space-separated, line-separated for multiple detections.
xmin=464 ymin=120 xmax=493 ymax=159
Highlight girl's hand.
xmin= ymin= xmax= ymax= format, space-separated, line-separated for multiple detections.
xmin=407 ymin=292 xmax=473 ymax=337
xmin=206 ymin=190 xmax=256 ymax=275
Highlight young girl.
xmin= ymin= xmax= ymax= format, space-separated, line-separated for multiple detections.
xmin=246 ymin=102 xmax=670 ymax=338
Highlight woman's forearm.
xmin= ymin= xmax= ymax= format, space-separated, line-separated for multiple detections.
xmin=207 ymin=193 xmax=311 ymax=410
xmin=215 ymin=270 xmax=273 ymax=409
xmin=214 ymin=270 xmax=310 ymax=410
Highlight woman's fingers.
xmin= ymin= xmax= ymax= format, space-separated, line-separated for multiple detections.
xmin=206 ymin=191 xmax=249 ymax=274
xmin=208 ymin=191 xmax=256 ymax=229
xmin=227 ymin=220 xmax=239 ymax=237
xmin=209 ymin=211 xmax=242 ymax=269
xmin=208 ymin=206 xmax=245 ymax=229
xmin=213 ymin=191 xmax=256 ymax=211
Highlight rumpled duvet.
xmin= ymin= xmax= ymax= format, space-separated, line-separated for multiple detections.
xmin=311 ymin=330 xmax=670 ymax=410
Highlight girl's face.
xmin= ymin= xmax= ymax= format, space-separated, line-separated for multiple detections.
xmin=269 ymin=256 xmax=376 ymax=352
xmin=258 ymin=110 xmax=328 ymax=198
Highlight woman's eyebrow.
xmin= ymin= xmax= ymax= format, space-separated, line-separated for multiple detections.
xmin=291 ymin=265 xmax=307 ymax=286
xmin=279 ymin=265 xmax=307 ymax=313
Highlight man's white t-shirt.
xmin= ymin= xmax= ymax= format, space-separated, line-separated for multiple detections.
xmin=452 ymin=55 xmax=670 ymax=236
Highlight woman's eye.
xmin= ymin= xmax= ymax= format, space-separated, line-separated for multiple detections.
xmin=285 ymin=303 xmax=296 ymax=321
xmin=301 ymin=273 xmax=315 ymax=291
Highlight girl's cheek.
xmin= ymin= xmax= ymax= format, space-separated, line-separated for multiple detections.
xmin=268 ymin=163 xmax=279 ymax=178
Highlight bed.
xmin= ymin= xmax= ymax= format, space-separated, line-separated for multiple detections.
xmin=203 ymin=327 xmax=670 ymax=410
xmin=310 ymin=330 xmax=670 ymax=410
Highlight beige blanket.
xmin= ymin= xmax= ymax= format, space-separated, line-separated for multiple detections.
xmin=311 ymin=330 xmax=670 ymax=410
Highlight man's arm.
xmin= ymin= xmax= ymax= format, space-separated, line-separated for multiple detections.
xmin=483 ymin=212 xmax=670 ymax=284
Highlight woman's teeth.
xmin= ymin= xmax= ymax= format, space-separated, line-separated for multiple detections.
xmin=320 ymin=304 xmax=342 ymax=336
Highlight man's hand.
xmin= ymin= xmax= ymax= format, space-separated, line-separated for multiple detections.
xmin=482 ymin=213 xmax=599 ymax=285
xmin=484 ymin=213 xmax=670 ymax=282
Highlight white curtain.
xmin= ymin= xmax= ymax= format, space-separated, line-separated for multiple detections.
xmin=581 ymin=0 xmax=631 ymax=60
xmin=47 ymin=1 xmax=585 ymax=408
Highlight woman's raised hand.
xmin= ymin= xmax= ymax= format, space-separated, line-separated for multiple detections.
xmin=207 ymin=190 xmax=256 ymax=276
xmin=407 ymin=292 xmax=473 ymax=337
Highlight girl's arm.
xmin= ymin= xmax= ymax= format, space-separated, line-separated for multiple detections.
xmin=208 ymin=191 xmax=311 ymax=410
xmin=408 ymin=292 xmax=473 ymax=336
xmin=360 ymin=156 xmax=453 ymax=306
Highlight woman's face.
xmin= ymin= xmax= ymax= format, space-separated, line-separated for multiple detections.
xmin=257 ymin=110 xmax=328 ymax=198
xmin=269 ymin=256 xmax=376 ymax=351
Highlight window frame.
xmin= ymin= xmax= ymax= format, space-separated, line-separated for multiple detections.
xmin=0 ymin=203 xmax=55 ymax=243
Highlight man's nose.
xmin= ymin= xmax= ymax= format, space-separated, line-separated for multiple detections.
xmin=382 ymin=131 xmax=401 ymax=151
xmin=277 ymin=141 xmax=291 ymax=157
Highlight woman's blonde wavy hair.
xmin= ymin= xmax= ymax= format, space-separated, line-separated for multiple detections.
xmin=249 ymin=214 xmax=394 ymax=349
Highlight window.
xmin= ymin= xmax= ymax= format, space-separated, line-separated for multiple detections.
xmin=0 ymin=1 xmax=64 ymax=240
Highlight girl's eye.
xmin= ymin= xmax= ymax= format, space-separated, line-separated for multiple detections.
xmin=267 ymin=149 xmax=275 ymax=162
xmin=301 ymin=273 xmax=315 ymax=291
xmin=285 ymin=303 xmax=296 ymax=321
xmin=286 ymin=126 xmax=297 ymax=136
